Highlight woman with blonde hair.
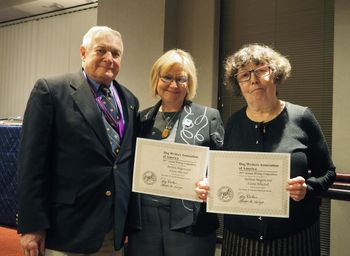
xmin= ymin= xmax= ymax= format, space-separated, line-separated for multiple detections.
xmin=127 ymin=49 xmax=224 ymax=256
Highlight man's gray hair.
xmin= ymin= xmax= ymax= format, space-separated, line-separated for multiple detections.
xmin=82 ymin=26 xmax=123 ymax=50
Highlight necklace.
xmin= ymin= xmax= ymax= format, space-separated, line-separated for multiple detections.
xmin=161 ymin=111 xmax=179 ymax=138
xmin=246 ymin=100 xmax=285 ymax=123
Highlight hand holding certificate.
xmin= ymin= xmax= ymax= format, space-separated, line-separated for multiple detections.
xmin=132 ymin=138 xmax=209 ymax=202
xmin=207 ymin=151 xmax=290 ymax=218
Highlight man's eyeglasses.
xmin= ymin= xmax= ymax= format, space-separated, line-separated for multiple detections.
xmin=234 ymin=65 xmax=271 ymax=83
xmin=160 ymin=75 xmax=188 ymax=85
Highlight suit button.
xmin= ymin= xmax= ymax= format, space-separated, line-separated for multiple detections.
xmin=260 ymin=236 xmax=263 ymax=240
xmin=105 ymin=191 xmax=112 ymax=196
xmin=113 ymin=166 xmax=117 ymax=170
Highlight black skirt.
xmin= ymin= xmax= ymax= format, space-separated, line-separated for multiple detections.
xmin=222 ymin=221 xmax=320 ymax=256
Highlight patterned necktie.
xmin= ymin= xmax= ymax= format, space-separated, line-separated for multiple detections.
xmin=99 ymin=85 xmax=121 ymax=155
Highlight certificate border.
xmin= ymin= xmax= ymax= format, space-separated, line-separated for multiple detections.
xmin=132 ymin=138 xmax=209 ymax=202
xmin=207 ymin=150 xmax=290 ymax=218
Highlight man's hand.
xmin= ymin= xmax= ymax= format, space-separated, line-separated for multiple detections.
xmin=20 ymin=231 xmax=46 ymax=256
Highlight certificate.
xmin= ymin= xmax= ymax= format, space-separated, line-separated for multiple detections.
xmin=132 ymin=138 xmax=209 ymax=202
xmin=207 ymin=151 xmax=290 ymax=218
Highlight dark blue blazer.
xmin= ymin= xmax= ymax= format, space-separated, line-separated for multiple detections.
xmin=17 ymin=71 xmax=139 ymax=253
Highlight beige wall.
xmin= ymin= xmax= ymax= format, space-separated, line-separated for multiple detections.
xmin=0 ymin=8 xmax=97 ymax=118
xmin=333 ymin=0 xmax=350 ymax=173
xmin=331 ymin=201 xmax=350 ymax=256
xmin=97 ymin=0 xmax=220 ymax=110
xmin=97 ymin=0 xmax=165 ymax=109
xmin=331 ymin=0 xmax=350 ymax=255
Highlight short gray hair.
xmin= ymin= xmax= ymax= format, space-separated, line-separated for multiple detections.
xmin=224 ymin=43 xmax=291 ymax=95
xmin=82 ymin=26 xmax=123 ymax=52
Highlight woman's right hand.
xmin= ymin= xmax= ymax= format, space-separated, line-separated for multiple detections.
xmin=195 ymin=178 xmax=209 ymax=201
xmin=287 ymin=176 xmax=307 ymax=202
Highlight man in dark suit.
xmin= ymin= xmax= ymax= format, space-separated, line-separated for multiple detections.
xmin=17 ymin=26 xmax=139 ymax=256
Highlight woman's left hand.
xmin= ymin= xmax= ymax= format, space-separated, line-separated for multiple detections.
xmin=287 ymin=176 xmax=307 ymax=201
xmin=195 ymin=178 xmax=209 ymax=201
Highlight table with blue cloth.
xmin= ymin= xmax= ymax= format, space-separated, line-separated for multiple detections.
xmin=0 ymin=123 xmax=21 ymax=227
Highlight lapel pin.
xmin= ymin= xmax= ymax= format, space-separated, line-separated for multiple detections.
xmin=183 ymin=118 xmax=192 ymax=127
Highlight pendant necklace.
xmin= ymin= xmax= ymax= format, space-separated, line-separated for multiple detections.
xmin=161 ymin=111 xmax=179 ymax=139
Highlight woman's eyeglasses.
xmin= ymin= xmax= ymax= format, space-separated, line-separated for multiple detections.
xmin=160 ymin=75 xmax=188 ymax=85
xmin=235 ymin=66 xmax=271 ymax=83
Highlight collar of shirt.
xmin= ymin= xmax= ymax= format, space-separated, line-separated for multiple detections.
xmin=83 ymin=71 xmax=112 ymax=94
xmin=82 ymin=70 xmax=125 ymax=128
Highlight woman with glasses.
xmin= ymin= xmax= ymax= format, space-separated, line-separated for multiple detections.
xmin=196 ymin=43 xmax=336 ymax=256
xmin=127 ymin=49 xmax=224 ymax=256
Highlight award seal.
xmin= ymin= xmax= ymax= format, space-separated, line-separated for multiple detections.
xmin=143 ymin=171 xmax=157 ymax=185
xmin=217 ymin=186 xmax=233 ymax=202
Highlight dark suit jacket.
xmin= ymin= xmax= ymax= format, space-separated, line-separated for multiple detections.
xmin=17 ymin=71 xmax=139 ymax=253
xmin=128 ymin=100 xmax=224 ymax=235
